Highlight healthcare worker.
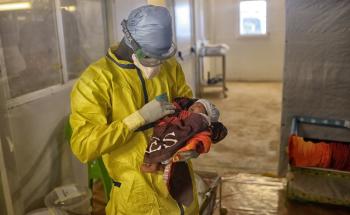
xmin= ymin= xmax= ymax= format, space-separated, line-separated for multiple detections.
xmin=69 ymin=5 xmax=199 ymax=215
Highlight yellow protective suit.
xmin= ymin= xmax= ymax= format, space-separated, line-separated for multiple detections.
xmin=70 ymin=46 xmax=199 ymax=214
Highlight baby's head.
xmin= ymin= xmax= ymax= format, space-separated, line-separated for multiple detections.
xmin=188 ymin=99 xmax=220 ymax=122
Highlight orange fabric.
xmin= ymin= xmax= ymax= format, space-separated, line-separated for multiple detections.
xmin=178 ymin=131 xmax=212 ymax=153
xmin=288 ymin=135 xmax=331 ymax=168
xmin=289 ymin=135 xmax=350 ymax=171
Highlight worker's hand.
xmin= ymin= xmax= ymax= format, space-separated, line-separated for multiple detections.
xmin=139 ymin=99 xmax=176 ymax=124
xmin=123 ymin=96 xmax=176 ymax=131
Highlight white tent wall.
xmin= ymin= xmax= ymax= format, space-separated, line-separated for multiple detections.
xmin=7 ymin=85 xmax=81 ymax=213
xmin=172 ymin=0 xmax=197 ymax=94
xmin=193 ymin=0 xmax=211 ymax=42
xmin=0 ymin=37 xmax=24 ymax=214
xmin=207 ymin=0 xmax=285 ymax=81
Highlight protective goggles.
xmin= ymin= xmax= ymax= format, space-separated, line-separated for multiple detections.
xmin=121 ymin=19 xmax=177 ymax=67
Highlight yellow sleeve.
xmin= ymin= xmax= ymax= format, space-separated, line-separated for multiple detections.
xmin=69 ymin=67 xmax=133 ymax=163
xmin=175 ymin=61 xmax=193 ymax=98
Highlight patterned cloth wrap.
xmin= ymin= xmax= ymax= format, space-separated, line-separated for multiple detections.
xmin=141 ymin=97 xmax=228 ymax=206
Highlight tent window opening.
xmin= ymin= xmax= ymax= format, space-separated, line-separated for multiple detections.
xmin=239 ymin=0 xmax=267 ymax=36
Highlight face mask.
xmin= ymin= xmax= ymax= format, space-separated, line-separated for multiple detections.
xmin=132 ymin=54 xmax=161 ymax=79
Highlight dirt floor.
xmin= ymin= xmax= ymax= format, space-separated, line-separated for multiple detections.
xmin=207 ymin=173 xmax=350 ymax=215
xmin=192 ymin=82 xmax=282 ymax=175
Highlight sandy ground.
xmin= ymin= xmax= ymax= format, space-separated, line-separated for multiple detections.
xmin=192 ymin=82 xmax=282 ymax=175
xmin=203 ymin=173 xmax=350 ymax=215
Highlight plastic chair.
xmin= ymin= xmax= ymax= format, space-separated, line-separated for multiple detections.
xmin=64 ymin=121 xmax=112 ymax=201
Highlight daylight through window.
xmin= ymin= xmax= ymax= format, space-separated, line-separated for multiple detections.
xmin=239 ymin=0 xmax=267 ymax=36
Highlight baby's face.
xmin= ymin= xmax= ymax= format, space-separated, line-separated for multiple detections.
xmin=188 ymin=102 xmax=206 ymax=114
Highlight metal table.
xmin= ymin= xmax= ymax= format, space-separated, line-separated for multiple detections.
xmin=198 ymin=49 xmax=228 ymax=98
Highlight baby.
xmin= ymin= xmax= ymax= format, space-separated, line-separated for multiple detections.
xmin=140 ymin=97 xmax=227 ymax=206
xmin=141 ymin=97 xmax=225 ymax=172
xmin=141 ymin=98 xmax=227 ymax=206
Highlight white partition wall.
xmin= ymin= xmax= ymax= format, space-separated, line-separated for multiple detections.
xmin=0 ymin=84 xmax=20 ymax=215
xmin=167 ymin=0 xmax=197 ymax=95
xmin=0 ymin=0 xmax=110 ymax=211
